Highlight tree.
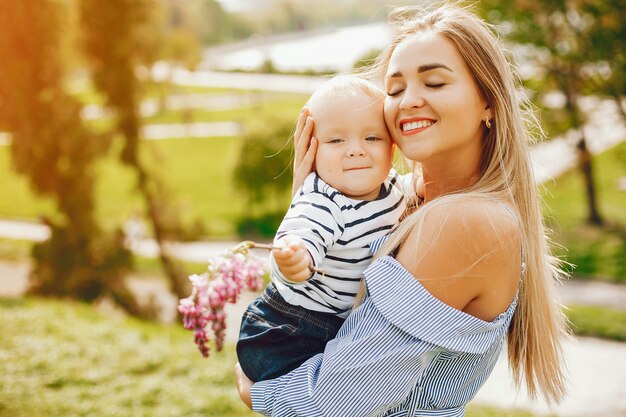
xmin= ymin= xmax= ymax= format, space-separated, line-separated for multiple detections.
xmin=79 ymin=0 xmax=191 ymax=300
xmin=481 ymin=0 xmax=606 ymax=225
xmin=0 ymin=0 xmax=135 ymax=309
xmin=581 ymin=1 xmax=626 ymax=123
xmin=233 ymin=115 xmax=294 ymax=235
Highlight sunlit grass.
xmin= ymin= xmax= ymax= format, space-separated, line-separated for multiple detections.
xmin=0 ymin=297 xmax=255 ymax=417
xmin=0 ymin=87 xmax=304 ymax=238
xmin=566 ymin=304 xmax=626 ymax=341
xmin=0 ymin=136 xmax=264 ymax=238
xmin=0 ymin=297 xmax=543 ymax=417
xmin=467 ymin=405 xmax=547 ymax=417
xmin=541 ymin=140 xmax=626 ymax=281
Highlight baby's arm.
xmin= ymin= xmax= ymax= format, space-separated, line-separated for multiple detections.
xmin=272 ymin=235 xmax=313 ymax=283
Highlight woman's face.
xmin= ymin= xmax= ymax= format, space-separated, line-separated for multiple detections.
xmin=383 ymin=32 xmax=491 ymax=167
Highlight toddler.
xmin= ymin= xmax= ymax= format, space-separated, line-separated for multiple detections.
xmin=237 ymin=75 xmax=406 ymax=382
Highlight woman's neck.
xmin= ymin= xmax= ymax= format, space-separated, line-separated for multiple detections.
xmin=419 ymin=157 xmax=482 ymax=203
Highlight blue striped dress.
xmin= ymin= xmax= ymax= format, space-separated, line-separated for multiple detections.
xmin=251 ymin=246 xmax=519 ymax=416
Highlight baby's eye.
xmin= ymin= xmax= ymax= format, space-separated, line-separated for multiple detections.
xmin=327 ymin=138 xmax=343 ymax=144
xmin=365 ymin=136 xmax=381 ymax=141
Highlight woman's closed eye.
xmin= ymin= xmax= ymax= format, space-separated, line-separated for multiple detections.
xmin=425 ymin=82 xmax=446 ymax=88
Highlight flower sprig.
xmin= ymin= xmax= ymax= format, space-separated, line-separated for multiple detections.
xmin=178 ymin=241 xmax=268 ymax=358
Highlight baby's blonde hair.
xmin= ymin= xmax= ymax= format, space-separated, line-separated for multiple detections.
xmin=305 ymin=74 xmax=385 ymax=110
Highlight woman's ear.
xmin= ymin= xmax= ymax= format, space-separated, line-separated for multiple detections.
xmin=484 ymin=105 xmax=493 ymax=121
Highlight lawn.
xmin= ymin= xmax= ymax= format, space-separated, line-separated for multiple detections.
xmin=0 ymin=297 xmax=544 ymax=417
xmin=541 ymin=140 xmax=626 ymax=281
xmin=0 ymin=137 xmax=246 ymax=237
xmin=0 ymin=297 xmax=255 ymax=417
xmin=0 ymin=86 xmax=305 ymax=238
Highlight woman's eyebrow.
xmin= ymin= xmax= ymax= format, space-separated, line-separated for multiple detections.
xmin=418 ymin=63 xmax=453 ymax=73
xmin=387 ymin=63 xmax=453 ymax=78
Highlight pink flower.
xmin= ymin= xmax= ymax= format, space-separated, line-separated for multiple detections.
xmin=178 ymin=242 xmax=267 ymax=358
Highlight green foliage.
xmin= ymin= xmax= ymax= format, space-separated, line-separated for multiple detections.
xmin=232 ymin=114 xmax=297 ymax=237
xmin=31 ymin=226 xmax=132 ymax=301
xmin=566 ymin=304 xmax=626 ymax=341
xmin=0 ymin=0 xmax=132 ymax=301
xmin=236 ymin=211 xmax=286 ymax=239
xmin=481 ymin=0 xmax=612 ymax=224
xmin=233 ymin=115 xmax=295 ymax=209
xmin=579 ymin=1 xmax=626 ymax=109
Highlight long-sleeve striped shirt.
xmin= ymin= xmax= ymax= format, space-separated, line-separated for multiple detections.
xmin=251 ymin=251 xmax=519 ymax=416
xmin=270 ymin=170 xmax=406 ymax=318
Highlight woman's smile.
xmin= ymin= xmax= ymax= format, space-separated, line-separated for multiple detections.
xmin=400 ymin=117 xmax=436 ymax=135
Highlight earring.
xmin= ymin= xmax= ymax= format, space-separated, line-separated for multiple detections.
xmin=485 ymin=116 xmax=492 ymax=129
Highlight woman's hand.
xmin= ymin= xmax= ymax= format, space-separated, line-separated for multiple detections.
xmin=235 ymin=362 xmax=253 ymax=410
xmin=292 ymin=108 xmax=317 ymax=196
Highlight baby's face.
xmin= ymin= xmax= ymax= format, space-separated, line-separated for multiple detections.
xmin=310 ymin=91 xmax=393 ymax=201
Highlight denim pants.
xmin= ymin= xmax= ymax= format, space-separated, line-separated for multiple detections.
xmin=236 ymin=282 xmax=345 ymax=382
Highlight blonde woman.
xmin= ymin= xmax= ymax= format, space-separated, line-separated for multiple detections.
xmin=235 ymin=4 xmax=569 ymax=415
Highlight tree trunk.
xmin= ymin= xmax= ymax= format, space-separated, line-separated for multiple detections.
xmin=575 ymin=132 xmax=603 ymax=225
xmin=612 ymin=95 xmax=626 ymax=126
xmin=562 ymin=77 xmax=603 ymax=226
xmin=136 ymin=164 xmax=190 ymax=300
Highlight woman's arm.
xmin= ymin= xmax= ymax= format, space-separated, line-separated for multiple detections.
xmin=292 ymin=109 xmax=317 ymax=196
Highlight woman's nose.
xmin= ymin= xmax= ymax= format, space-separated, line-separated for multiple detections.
xmin=399 ymin=85 xmax=426 ymax=110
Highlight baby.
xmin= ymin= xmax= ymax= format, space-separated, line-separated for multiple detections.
xmin=237 ymin=75 xmax=406 ymax=382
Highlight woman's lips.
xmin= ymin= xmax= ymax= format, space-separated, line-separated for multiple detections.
xmin=399 ymin=117 xmax=435 ymax=135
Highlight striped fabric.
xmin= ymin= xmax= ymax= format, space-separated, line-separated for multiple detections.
xmin=251 ymin=255 xmax=519 ymax=416
xmin=271 ymin=170 xmax=406 ymax=318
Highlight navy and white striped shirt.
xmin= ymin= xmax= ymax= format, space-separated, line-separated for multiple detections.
xmin=271 ymin=170 xmax=406 ymax=318
xmin=252 ymin=252 xmax=519 ymax=416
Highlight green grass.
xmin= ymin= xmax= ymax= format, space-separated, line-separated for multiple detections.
xmin=0 ymin=86 xmax=305 ymax=238
xmin=0 ymin=297 xmax=256 ymax=417
xmin=0 ymin=136 xmax=264 ymax=237
xmin=541 ymin=140 xmax=626 ymax=282
xmin=565 ymin=304 xmax=626 ymax=341
xmin=467 ymin=405 xmax=547 ymax=417
xmin=0 ymin=297 xmax=543 ymax=417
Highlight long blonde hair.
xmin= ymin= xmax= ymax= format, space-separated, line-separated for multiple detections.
xmin=364 ymin=3 xmax=570 ymax=404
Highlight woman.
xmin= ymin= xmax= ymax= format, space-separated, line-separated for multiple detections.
xmin=236 ymin=4 xmax=569 ymax=416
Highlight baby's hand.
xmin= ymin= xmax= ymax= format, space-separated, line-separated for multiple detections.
xmin=272 ymin=235 xmax=313 ymax=283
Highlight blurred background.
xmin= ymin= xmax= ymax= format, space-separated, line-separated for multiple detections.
xmin=0 ymin=0 xmax=624 ymax=416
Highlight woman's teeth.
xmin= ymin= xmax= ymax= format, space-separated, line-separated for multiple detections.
xmin=402 ymin=120 xmax=434 ymax=132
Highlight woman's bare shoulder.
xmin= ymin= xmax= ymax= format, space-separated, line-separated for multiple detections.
xmin=396 ymin=196 xmax=522 ymax=320
xmin=421 ymin=196 xmax=520 ymax=246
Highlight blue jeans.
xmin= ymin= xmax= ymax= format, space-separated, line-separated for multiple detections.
xmin=236 ymin=282 xmax=345 ymax=382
